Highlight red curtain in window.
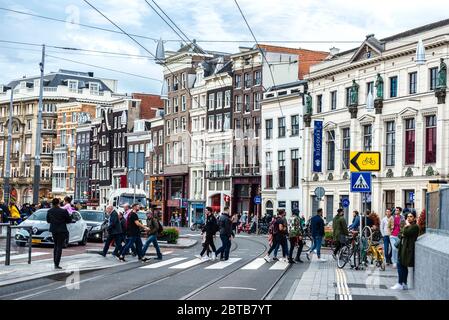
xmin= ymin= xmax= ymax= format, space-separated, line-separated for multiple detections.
xmin=426 ymin=127 xmax=437 ymax=163
xmin=405 ymin=130 xmax=415 ymax=165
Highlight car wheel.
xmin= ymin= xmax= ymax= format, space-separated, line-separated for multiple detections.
xmin=79 ymin=231 xmax=88 ymax=246
xmin=16 ymin=241 xmax=26 ymax=247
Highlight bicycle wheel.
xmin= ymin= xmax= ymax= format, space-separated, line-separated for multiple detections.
xmin=337 ymin=245 xmax=351 ymax=269
xmin=302 ymin=235 xmax=313 ymax=251
xmin=362 ymin=226 xmax=372 ymax=240
xmin=352 ymin=245 xmax=361 ymax=269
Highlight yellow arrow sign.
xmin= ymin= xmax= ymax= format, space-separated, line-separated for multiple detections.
xmin=350 ymin=151 xmax=381 ymax=172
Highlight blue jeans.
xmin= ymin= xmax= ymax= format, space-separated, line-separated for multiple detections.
xmin=216 ymin=234 xmax=231 ymax=260
xmin=390 ymin=236 xmax=399 ymax=264
xmin=142 ymin=234 xmax=162 ymax=258
xmin=120 ymin=236 xmax=144 ymax=259
xmin=397 ymin=261 xmax=409 ymax=285
xmin=309 ymin=236 xmax=323 ymax=258
xmin=383 ymin=235 xmax=392 ymax=263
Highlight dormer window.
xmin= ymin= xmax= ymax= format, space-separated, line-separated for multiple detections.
xmin=89 ymin=82 xmax=99 ymax=95
xmin=134 ymin=120 xmax=144 ymax=132
xmin=366 ymin=50 xmax=372 ymax=59
xmin=20 ymin=81 xmax=26 ymax=89
xmin=68 ymin=80 xmax=78 ymax=93
xmin=34 ymin=79 xmax=40 ymax=88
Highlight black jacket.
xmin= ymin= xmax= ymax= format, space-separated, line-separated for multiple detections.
xmin=107 ymin=210 xmax=122 ymax=235
xmin=218 ymin=213 xmax=232 ymax=237
xmin=202 ymin=215 xmax=218 ymax=236
xmin=119 ymin=217 xmax=126 ymax=235
xmin=46 ymin=207 xmax=72 ymax=234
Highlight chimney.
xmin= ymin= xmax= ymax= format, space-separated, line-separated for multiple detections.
xmin=329 ymin=47 xmax=340 ymax=56
xmin=88 ymin=72 xmax=94 ymax=77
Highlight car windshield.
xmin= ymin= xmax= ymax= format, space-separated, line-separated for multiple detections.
xmin=119 ymin=195 xmax=147 ymax=207
xmin=137 ymin=212 xmax=147 ymax=220
xmin=80 ymin=211 xmax=104 ymax=222
xmin=27 ymin=209 xmax=48 ymax=221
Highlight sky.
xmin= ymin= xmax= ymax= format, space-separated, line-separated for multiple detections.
xmin=0 ymin=0 xmax=449 ymax=94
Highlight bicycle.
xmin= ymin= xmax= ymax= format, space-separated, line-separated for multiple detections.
xmin=190 ymin=222 xmax=205 ymax=231
xmin=337 ymin=231 xmax=361 ymax=269
xmin=362 ymin=157 xmax=376 ymax=165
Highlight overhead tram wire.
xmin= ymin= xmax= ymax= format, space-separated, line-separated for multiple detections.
xmin=233 ymin=0 xmax=285 ymax=118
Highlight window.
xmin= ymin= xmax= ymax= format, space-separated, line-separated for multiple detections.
xmin=27 ymin=120 xmax=32 ymax=131
xmin=216 ymin=92 xmax=223 ymax=109
xmin=278 ymin=151 xmax=285 ymax=188
xmin=235 ymin=95 xmax=242 ymax=112
xmin=89 ymin=83 xmax=99 ymax=95
xmin=327 ymin=130 xmax=335 ymax=171
xmin=173 ymin=76 xmax=179 ymax=91
xmin=363 ymin=124 xmax=372 ymax=151
xmin=173 ymin=97 xmax=179 ymax=113
xmin=224 ymin=90 xmax=231 ymax=108
xmin=409 ymin=72 xmax=417 ymax=94
xmin=158 ymin=130 xmax=163 ymax=145
xmin=367 ymin=81 xmax=374 ymax=95
xmin=404 ymin=119 xmax=415 ymax=165
xmin=253 ymin=92 xmax=261 ymax=110
xmin=216 ymin=114 xmax=222 ymax=131
xmin=265 ymin=119 xmax=273 ymax=139
xmin=223 ymin=113 xmax=231 ymax=130
xmin=278 ymin=117 xmax=286 ymax=138
xmin=181 ymin=73 xmax=186 ymax=89
xmin=291 ymin=115 xmax=299 ymax=136
xmin=342 ymin=128 xmax=350 ymax=170
xmin=181 ymin=117 xmax=186 ymax=132
xmin=166 ymin=78 xmax=171 ymax=92
xmin=152 ymin=155 xmax=157 ymax=174
xmin=244 ymin=94 xmax=250 ymax=112
xmin=390 ymin=76 xmax=398 ymax=98
xmin=60 ymin=129 xmax=66 ymax=146
xmin=166 ymin=144 xmax=171 ymax=165
xmin=192 ymin=118 xmax=198 ymax=132
xmin=181 ymin=95 xmax=186 ymax=111
xmin=345 ymin=87 xmax=351 ymax=106
xmin=62 ymin=113 xmax=66 ymax=124
xmin=316 ymin=94 xmax=322 ymax=113
xmin=158 ymin=154 xmax=163 ymax=173
xmin=243 ymin=118 xmax=251 ymax=134
xmin=386 ymin=121 xmax=396 ymax=166
xmin=254 ymin=117 xmax=260 ymax=137
xmin=208 ymin=115 xmax=215 ymax=131
xmin=291 ymin=149 xmax=299 ymax=187
xmin=235 ymin=119 xmax=241 ymax=131
xmin=166 ymin=120 xmax=171 ymax=135
xmin=68 ymin=80 xmax=78 ymax=92
xmin=165 ymin=99 xmax=171 ymax=115
xmin=254 ymin=71 xmax=261 ymax=85
xmin=174 ymin=118 xmax=179 ymax=134
xmin=244 ymin=73 xmax=252 ymax=88
xmin=235 ymin=74 xmax=241 ymax=88
xmin=208 ymin=93 xmax=215 ymax=110
xmin=425 ymin=115 xmax=437 ymax=163
xmin=430 ymin=67 xmax=438 ymax=91
xmin=266 ymin=152 xmax=273 ymax=188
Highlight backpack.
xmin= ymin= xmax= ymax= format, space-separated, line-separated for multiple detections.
xmin=269 ymin=218 xmax=279 ymax=235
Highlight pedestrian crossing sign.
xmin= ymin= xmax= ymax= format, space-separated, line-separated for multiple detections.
xmin=350 ymin=172 xmax=371 ymax=193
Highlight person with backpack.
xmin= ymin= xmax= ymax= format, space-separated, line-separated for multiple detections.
xmin=195 ymin=207 xmax=218 ymax=261
xmin=118 ymin=203 xmax=150 ymax=262
xmin=288 ymin=209 xmax=304 ymax=263
xmin=306 ymin=208 xmax=326 ymax=262
xmin=215 ymin=206 xmax=234 ymax=261
xmin=141 ymin=210 xmax=163 ymax=260
xmin=264 ymin=210 xmax=288 ymax=262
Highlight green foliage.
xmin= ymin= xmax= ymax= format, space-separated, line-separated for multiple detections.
xmin=159 ymin=227 xmax=179 ymax=244
xmin=325 ymin=230 xmax=333 ymax=239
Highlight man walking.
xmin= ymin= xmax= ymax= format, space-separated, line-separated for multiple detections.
xmin=46 ymin=198 xmax=72 ymax=269
xmin=215 ymin=207 xmax=233 ymax=261
xmin=288 ymin=209 xmax=304 ymax=263
xmin=332 ymin=208 xmax=348 ymax=259
xmin=141 ymin=210 xmax=163 ymax=260
xmin=264 ymin=210 xmax=289 ymax=262
xmin=307 ymin=208 xmax=326 ymax=262
xmin=196 ymin=207 xmax=218 ymax=260
xmin=381 ymin=208 xmax=393 ymax=265
xmin=101 ymin=205 xmax=122 ymax=258
xmin=118 ymin=203 xmax=149 ymax=262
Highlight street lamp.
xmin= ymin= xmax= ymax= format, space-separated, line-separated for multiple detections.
xmin=416 ymin=39 xmax=426 ymax=65
xmin=2 ymin=85 xmax=13 ymax=205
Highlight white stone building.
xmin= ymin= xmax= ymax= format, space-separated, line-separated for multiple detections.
xmin=303 ymin=19 xmax=449 ymax=223
xmin=261 ymin=81 xmax=305 ymax=218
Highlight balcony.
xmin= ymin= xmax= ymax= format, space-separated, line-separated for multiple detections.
xmin=232 ymin=166 xmax=260 ymax=176
xmin=206 ymin=167 xmax=230 ymax=179
xmin=11 ymin=177 xmax=33 ymax=184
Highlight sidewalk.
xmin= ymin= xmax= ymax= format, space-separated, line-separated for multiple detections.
xmin=287 ymin=251 xmax=418 ymax=300
xmin=0 ymin=253 xmax=128 ymax=287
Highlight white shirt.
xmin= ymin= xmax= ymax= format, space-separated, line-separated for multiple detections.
xmin=381 ymin=216 xmax=392 ymax=236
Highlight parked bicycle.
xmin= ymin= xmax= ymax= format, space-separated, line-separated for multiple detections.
xmin=337 ymin=231 xmax=361 ymax=269
xmin=190 ymin=221 xmax=205 ymax=231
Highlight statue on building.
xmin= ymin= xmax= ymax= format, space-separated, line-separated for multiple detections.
xmin=375 ymin=73 xmax=384 ymax=99
xmin=350 ymin=80 xmax=359 ymax=105
xmin=305 ymin=92 xmax=312 ymax=114
xmin=437 ymin=58 xmax=447 ymax=88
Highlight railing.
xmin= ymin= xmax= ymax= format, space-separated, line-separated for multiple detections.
xmin=232 ymin=166 xmax=260 ymax=176
xmin=0 ymin=223 xmax=32 ymax=265
xmin=43 ymin=87 xmax=57 ymax=92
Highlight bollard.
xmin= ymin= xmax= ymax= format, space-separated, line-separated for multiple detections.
xmin=5 ymin=226 xmax=11 ymax=266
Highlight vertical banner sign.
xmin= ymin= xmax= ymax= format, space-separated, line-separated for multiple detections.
xmin=313 ymin=120 xmax=323 ymax=172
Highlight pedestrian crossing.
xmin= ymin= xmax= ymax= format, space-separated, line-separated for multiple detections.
xmin=0 ymin=252 xmax=50 ymax=263
xmin=138 ymin=255 xmax=290 ymax=271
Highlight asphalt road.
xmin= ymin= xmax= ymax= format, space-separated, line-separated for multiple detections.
xmin=0 ymin=233 xmax=309 ymax=300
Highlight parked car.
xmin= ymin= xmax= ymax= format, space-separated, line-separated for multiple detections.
xmin=15 ymin=209 xmax=88 ymax=247
xmin=80 ymin=210 xmax=108 ymax=242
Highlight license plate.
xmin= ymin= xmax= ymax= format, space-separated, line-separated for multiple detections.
xmin=31 ymin=239 xmax=41 ymax=244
